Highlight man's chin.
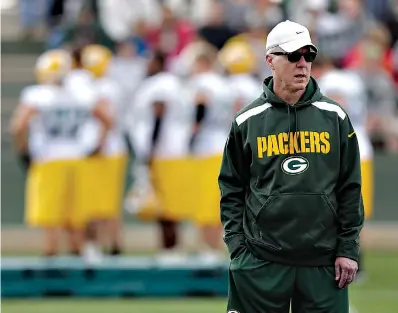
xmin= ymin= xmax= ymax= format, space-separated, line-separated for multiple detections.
xmin=292 ymin=82 xmax=307 ymax=92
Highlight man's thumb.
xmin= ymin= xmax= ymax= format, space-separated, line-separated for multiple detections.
xmin=335 ymin=262 xmax=341 ymax=280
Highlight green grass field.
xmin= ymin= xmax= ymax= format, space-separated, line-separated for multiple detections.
xmin=2 ymin=250 xmax=398 ymax=313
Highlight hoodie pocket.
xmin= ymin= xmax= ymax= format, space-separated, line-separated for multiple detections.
xmin=254 ymin=193 xmax=338 ymax=252
xmin=230 ymin=242 xmax=271 ymax=271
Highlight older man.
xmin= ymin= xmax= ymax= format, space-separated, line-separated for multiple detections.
xmin=218 ymin=20 xmax=364 ymax=313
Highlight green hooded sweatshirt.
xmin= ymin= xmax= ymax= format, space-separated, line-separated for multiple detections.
xmin=219 ymin=76 xmax=364 ymax=266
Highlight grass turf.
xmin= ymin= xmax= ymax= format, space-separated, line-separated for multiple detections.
xmin=2 ymin=250 xmax=398 ymax=313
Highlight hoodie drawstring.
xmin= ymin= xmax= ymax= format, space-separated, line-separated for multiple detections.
xmin=287 ymin=106 xmax=299 ymax=153
xmin=287 ymin=105 xmax=291 ymax=150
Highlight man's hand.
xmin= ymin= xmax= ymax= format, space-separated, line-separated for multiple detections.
xmin=335 ymin=257 xmax=358 ymax=289
xmin=87 ymin=145 xmax=102 ymax=157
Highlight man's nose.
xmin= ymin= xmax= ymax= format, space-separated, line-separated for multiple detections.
xmin=297 ymin=56 xmax=307 ymax=67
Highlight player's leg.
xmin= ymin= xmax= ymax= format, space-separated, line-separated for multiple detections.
xmin=356 ymin=131 xmax=374 ymax=281
xmin=361 ymin=159 xmax=374 ymax=221
xmin=90 ymin=156 xmax=109 ymax=252
xmin=158 ymin=218 xmax=178 ymax=249
xmin=200 ymin=225 xmax=223 ymax=250
xmin=357 ymin=158 xmax=373 ymax=280
xmin=103 ymin=154 xmax=128 ymax=255
xmin=194 ymin=155 xmax=224 ymax=260
xmin=196 ymin=219 xmax=224 ymax=262
xmin=292 ymin=266 xmax=349 ymax=313
xmin=25 ymin=160 xmax=67 ymax=256
xmin=125 ymin=162 xmax=163 ymax=226
xmin=107 ymin=219 xmax=123 ymax=255
xmin=152 ymin=157 xmax=193 ymax=221
xmin=76 ymin=157 xmax=103 ymax=260
xmin=43 ymin=228 xmax=59 ymax=256
xmin=228 ymin=247 xmax=294 ymax=313
xmin=156 ymin=218 xmax=182 ymax=264
xmin=151 ymin=158 xmax=190 ymax=251
xmin=65 ymin=225 xmax=83 ymax=255
xmin=85 ymin=222 xmax=99 ymax=248
xmin=65 ymin=159 xmax=87 ymax=256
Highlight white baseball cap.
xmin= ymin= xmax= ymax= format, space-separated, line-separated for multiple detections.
xmin=266 ymin=20 xmax=318 ymax=53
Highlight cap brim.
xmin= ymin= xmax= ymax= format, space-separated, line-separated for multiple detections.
xmin=279 ymin=38 xmax=318 ymax=53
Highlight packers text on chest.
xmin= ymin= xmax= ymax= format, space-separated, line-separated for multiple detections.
xmin=257 ymin=131 xmax=330 ymax=158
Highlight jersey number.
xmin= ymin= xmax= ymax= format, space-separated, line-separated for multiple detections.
xmin=43 ymin=108 xmax=88 ymax=139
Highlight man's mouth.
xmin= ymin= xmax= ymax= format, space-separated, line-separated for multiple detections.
xmin=294 ymin=74 xmax=306 ymax=78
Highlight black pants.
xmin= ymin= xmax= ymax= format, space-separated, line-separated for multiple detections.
xmin=228 ymin=248 xmax=349 ymax=313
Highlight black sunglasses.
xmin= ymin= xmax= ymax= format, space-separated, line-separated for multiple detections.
xmin=271 ymin=51 xmax=317 ymax=63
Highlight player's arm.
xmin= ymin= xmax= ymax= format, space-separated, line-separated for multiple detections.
xmin=91 ymin=99 xmax=113 ymax=155
xmin=10 ymin=103 xmax=36 ymax=152
xmin=336 ymin=116 xmax=364 ymax=262
xmin=9 ymin=104 xmax=37 ymax=168
xmin=218 ymin=120 xmax=249 ymax=259
xmin=148 ymin=100 xmax=166 ymax=165
xmin=189 ymin=93 xmax=207 ymax=151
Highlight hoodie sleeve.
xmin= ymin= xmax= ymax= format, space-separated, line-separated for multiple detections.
xmin=218 ymin=121 xmax=249 ymax=259
xmin=336 ymin=116 xmax=365 ymax=262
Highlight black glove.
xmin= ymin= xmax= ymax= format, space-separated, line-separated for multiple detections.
xmin=18 ymin=152 xmax=31 ymax=170
xmin=123 ymin=132 xmax=135 ymax=155
xmin=188 ymin=134 xmax=196 ymax=154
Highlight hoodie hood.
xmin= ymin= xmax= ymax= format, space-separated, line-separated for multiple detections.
xmin=262 ymin=76 xmax=323 ymax=108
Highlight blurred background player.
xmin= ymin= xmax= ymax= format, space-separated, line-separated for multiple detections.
xmin=127 ymin=51 xmax=192 ymax=262
xmin=312 ymin=54 xmax=374 ymax=281
xmin=10 ymin=49 xmax=111 ymax=256
xmin=79 ymin=44 xmax=127 ymax=259
xmin=218 ymin=39 xmax=262 ymax=112
xmin=185 ymin=42 xmax=235 ymax=263
xmin=107 ymin=40 xmax=147 ymax=108
xmin=64 ymin=45 xmax=107 ymax=262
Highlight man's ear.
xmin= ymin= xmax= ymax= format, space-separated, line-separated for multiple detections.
xmin=265 ymin=54 xmax=274 ymax=70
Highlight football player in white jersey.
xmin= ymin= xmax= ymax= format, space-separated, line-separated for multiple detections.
xmin=64 ymin=48 xmax=95 ymax=96
xmin=126 ymin=51 xmax=192 ymax=259
xmin=185 ymin=42 xmax=235 ymax=262
xmin=80 ymin=44 xmax=128 ymax=256
xmin=312 ymin=55 xmax=373 ymax=280
xmin=218 ymin=40 xmax=263 ymax=112
xmin=10 ymin=49 xmax=112 ymax=256
xmin=107 ymin=40 xmax=147 ymax=105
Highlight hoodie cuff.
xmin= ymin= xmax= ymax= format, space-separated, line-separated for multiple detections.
xmin=225 ymin=234 xmax=246 ymax=259
xmin=336 ymin=241 xmax=360 ymax=262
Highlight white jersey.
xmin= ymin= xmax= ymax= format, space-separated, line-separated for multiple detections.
xmin=63 ymin=69 xmax=101 ymax=154
xmin=129 ymin=72 xmax=192 ymax=160
xmin=107 ymin=57 xmax=146 ymax=98
xmin=63 ymin=69 xmax=95 ymax=100
xmin=95 ymin=77 xmax=127 ymax=156
xmin=228 ymin=74 xmax=262 ymax=110
xmin=186 ymin=72 xmax=235 ymax=156
xmin=319 ymin=69 xmax=373 ymax=161
xmin=20 ymin=84 xmax=98 ymax=162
